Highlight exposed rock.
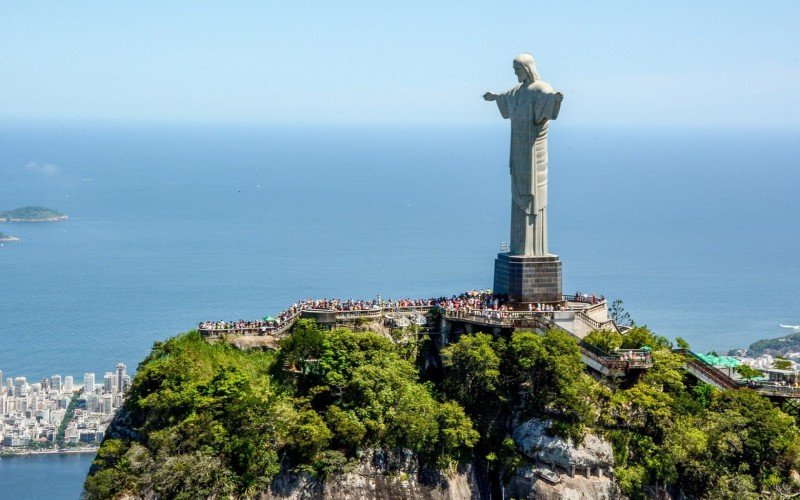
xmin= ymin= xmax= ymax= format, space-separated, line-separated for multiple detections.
xmin=261 ymin=449 xmax=479 ymax=500
xmin=513 ymin=419 xmax=614 ymax=471
xmin=506 ymin=465 xmax=618 ymax=500
xmin=103 ymin=406 xmax=140 ymax=442
xmin=266 ymin=470 xmax=322 ymax=499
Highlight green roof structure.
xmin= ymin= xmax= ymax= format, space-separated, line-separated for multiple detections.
xmin=697 ymin=353 xmax=741 ymax=368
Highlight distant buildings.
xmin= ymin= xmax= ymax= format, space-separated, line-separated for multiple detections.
xmin=116 ymin=363 xmax=126 ymax=393
xmin=738 ymin=353 xmax=798 ymax=371
xmin=83 ymin=372 xmax=95 ymax=394
xmin=50 ymin=374 xmax=61 ymax=392
xmin=0 ymin=363 xmax=130 ymax=451
xmin=103 ymin=372 xmax=115 ymax=394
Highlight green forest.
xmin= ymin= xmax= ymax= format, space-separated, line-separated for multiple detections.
xmin=748 ymin=332 xmax=800 ymax=357
xmin=85 ymin=321 xmax=800 ymax=499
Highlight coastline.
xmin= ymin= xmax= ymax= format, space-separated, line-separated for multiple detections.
xmin=0 ymin=446 xmax=97 ymax=458
xmin=0 ymin=215 xmax=69 ymax=223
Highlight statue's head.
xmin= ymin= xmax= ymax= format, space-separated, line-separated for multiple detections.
xmin=513 ymin=53 xmax=539 ymax=84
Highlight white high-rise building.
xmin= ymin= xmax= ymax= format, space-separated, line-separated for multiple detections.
xmin=116 ymin=363 xmax=126 ymax=393
xmin=102 ymin=394 xmax=113 ymax=414
xmin=50 ymin=374 xmax=62 ymax=392
xmin=13 ymin=377 xmax=27 ymax=397
xmin=103 ymin=372 xmax=115 ymax=394
xmin=64 ymin=376 xmax=74 ymax=393
xmin=84 ymin=393 xmax=99 ymax=412
xmin=83 ymin=373 xmax=96 ymax=394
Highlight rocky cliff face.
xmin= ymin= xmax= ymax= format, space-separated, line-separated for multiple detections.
xmin=505 ymin=466 xmax=618 ymax=500
xmin=259 ymin=420 xmax=618 ymax=500
xmin=262 ymin=449 xmax=479 ymax=500
xmin=96 ymin=398 xmax=618 ymax=499
xmin=508 ymin=418 xmax=618 ymax=500
xmin=513 ymin=419 xmax=614 ymax=474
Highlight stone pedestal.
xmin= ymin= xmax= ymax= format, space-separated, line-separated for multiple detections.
xmin=493 ymin=253 xmax=562 ymax=303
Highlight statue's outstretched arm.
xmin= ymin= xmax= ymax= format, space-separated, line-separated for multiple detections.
xmin=552 ymin=92 xmax=564 ymax=120
xmin=485 ymin=91 xmax=510 ymax=119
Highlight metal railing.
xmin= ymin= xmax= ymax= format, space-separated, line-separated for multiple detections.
xmin=441 ymin=308 xmax=554 ymax=328
xmin=308 ymin=308 xmax=382 ymax=320
xmin=563 ymin=294 xmax=605 ymax=305
xmin=752 ymin=384 xmax=800 ymax=397
xmin=200 ymin=305 xmax=436 ymax=337
xmin=579 ymin=342 xmax=653 ymax=371
xmin=580 ymin=343 xmax=627 ymax=372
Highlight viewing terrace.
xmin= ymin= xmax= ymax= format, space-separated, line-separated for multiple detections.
xmin=197 ymin=290 xmax=657 ymax=377
xmin=197 ymin=292 xmax=612 ymax=337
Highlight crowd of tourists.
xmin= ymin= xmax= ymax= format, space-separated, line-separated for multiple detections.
xmin=619 ymin=350 xmax=650 ymax=363
xmin=198 ymin=320 xmax=274 ymax=334
xmin=199 ymin=290 xmax=489 ymax=335
xmin=197 ymin=289 xmax=600 ymax=336
xmin=571 ymin=291 xmax=605 ymax=305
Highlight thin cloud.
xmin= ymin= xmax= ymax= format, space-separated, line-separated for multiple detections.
xmin=24 ymin=161 xmax=60 ymax=176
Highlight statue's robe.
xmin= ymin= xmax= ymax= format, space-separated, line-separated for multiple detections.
xmin=495 ymin=80 xmax=561 ymax=256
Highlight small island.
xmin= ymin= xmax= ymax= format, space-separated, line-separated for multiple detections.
xmin=0 ymin=231 xmax=20 ymax=242
xmin=0 ymin=206 xmax=68 ymax=222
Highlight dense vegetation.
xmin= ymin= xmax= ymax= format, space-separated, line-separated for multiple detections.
xmin=84 ymin=324 xmax=477 ymax=498
xmin=56 ymin=391 xmax=82 ymax=448
xmin=0 ymin=206 xmax=66 ymax=221
xmin=85 ymin=320 xmax=800 ymax=499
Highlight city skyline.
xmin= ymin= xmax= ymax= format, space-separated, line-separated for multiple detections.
xmin=1 ymin=362 xmax=128 ymax=451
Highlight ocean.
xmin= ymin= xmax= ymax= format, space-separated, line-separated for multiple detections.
xmin=1 ymin=122 xmax=799 ymax=497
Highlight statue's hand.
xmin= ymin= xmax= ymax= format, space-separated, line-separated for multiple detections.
xmin=555 ymin=92 xmax=564 ymax=103
xmin=483 ymin=92 xmax=497 ymax=102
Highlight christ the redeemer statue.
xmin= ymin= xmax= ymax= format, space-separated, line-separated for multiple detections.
xmin=484 ymin=53 xmax=563 ymax=256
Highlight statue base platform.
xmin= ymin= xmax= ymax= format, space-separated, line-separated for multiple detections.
xmin=493 ymin=253 xmax=563 ymax=303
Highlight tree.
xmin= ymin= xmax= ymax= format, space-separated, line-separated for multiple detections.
xmin=441 ymin=333 xmax=502 ymax=410
xmin=772 ymin=357 xmax=794 ymax=371
xmin=735 ymin=364 xmax=764 ymax=380
xmin=283 ymin=407 xmax=332 ymax=463
xmin=610 ymin=299 xmax=634 ymax=327
xmin=440 ymin=333 xmax=505 ymax=450
xmin=584 ymin=329 xmax=623 ymax=353
xmin=436 ymin=401 xmax=480 ymax=465
xmin=620 ymin=326 xmax=672 ymax=350
xmin=505 ymin=330 xmax=597 ymax=439
xmin=280 ymin=318 xmax=325 ymax=368
xmin=325 ymin=405 xmax=366 ymax=449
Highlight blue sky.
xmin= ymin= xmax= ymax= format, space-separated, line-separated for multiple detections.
xmin=2 ymin=1 xmax=799 ymax=126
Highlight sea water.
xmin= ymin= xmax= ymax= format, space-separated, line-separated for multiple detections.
xmin=0 ymin=123 xmax=798 ymax=497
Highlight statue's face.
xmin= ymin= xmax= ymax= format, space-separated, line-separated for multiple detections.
xmin=513 ymin=63 xmax=527 ymax=83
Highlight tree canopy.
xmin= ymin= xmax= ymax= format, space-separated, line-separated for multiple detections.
xmin=85 ymin=325 xmax=478 ymax=499
xmin=86 ymin=322 xmax=800 ymax=499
